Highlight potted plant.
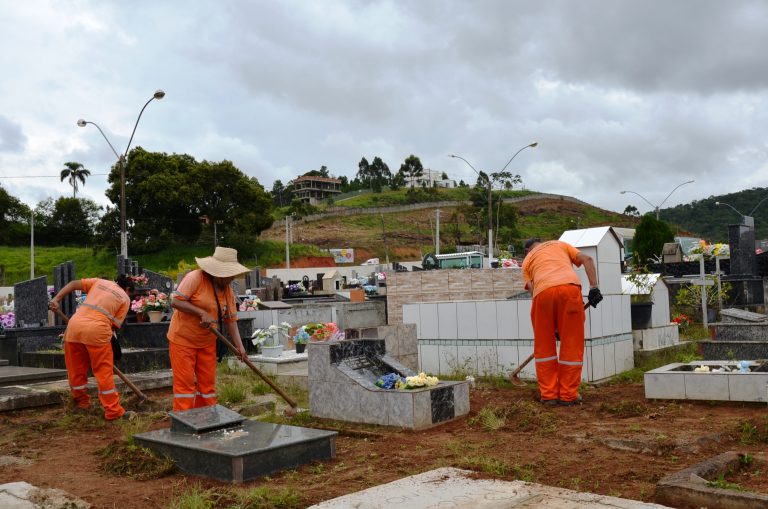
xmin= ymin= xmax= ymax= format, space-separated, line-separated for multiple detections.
xmin=625 ymin=266 xmax=655 ymax=329
xmin=251 ymin=322 xmax=290 ymax=357
xmin=292 ymin=326 xmax=310 ymax=354
xmin=130 ymin=289 xmax=168 ymax=323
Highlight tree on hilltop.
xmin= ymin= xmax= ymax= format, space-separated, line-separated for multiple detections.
xmin=60 ymin=162 xmax=91 ymax=198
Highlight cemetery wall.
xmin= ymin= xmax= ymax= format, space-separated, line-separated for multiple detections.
xmin=386 ymin=269 xmax=525 ymax=324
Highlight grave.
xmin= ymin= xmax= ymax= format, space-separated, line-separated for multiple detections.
xmin=133 ymin=405 xmax=337 ymax=483
xmin=53 ymin=261 xmax=76 ymax=324
xmin=644 ymin=360 xmax=768 ymax=402
xmin=700 ymin=307 xmax=768 ymax=360
xmin=12 ymin=276 xmax=49 ymax=328
xmin=0 ymin=365 xmax=68 ymax=387
xmin=308 ymin=339 xmax=470 ymax=429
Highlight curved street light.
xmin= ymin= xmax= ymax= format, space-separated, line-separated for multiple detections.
xmin=620 ymin=179 xmax=694 ymax=220
xmin=78 ymin=90 xmax=165 ymax=258
xmin=449 ymin=141 xmax=538 ymax=261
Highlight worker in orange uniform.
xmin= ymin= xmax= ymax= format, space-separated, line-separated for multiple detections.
xmin=167 ymin=246 xmax=249 ymax=412
xmin=521 ymin=238 xmax=602 ymax=406
xmin=48 ymin=275 xmax=136 ymax=420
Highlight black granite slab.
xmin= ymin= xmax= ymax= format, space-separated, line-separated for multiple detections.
xmin=0 ymin=366 xmax=68 ymax=387
xmin=13 ymin=276 xmax=49 ymax=327
xmin=430 ymin=385 xmax=455 ymax=424
xmin=21 ymin=347 xmax=170 ymax=374
xmin=329 ymin=339 xmax=385 ymax=364
xmin=170 ymin=405 xmax=246 ymax=434
xmin=134 ymin=420 xmax=337 ymax=483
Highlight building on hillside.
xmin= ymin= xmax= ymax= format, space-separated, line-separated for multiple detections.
xmin=291 ymin=175 xmax=342 ymax=205
xmin=407 ymin=169 xmax=456 ymax=189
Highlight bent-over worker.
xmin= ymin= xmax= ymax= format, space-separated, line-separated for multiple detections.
xmin=49 ymin=275 xmax=136 ymax=420
xmin=521 ymin=238 xmax=603 ymax=406
xmin=167 ymin=246 xmax=249 ymax=411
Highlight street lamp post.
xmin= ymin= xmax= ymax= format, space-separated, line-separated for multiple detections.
xmin=715 ymin=197 xmax=768 ymax=228
xmin=78 ymin=90 xmax=165 ymax=258
xmin=449 ymin=142 xmax=537 ymax=264
xmin=620 ymin=179 xmax=695 ymax=220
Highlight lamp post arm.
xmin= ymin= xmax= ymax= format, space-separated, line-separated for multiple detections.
xmin=748 ymin=195 xmax=768 ymax=216
xmin=123 ymin=96 xmax=158 ymax=159
xmin=84 ymin=122 xmax=121 ymax=159
xmin=448 ymin=154 xmax=480 ymax=176
xmin=500 ymin=142 xmax=537 ymax=173
xmin=620 ymin=190 xmax=657 ymax=211
xmin=657 ymin=180 xmax=695 ymax=210
xmin=716 ymin=201 xmax=744 ymax=218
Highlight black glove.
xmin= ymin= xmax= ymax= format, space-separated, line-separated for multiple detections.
xmin=588 ymin=287 xmax=603 ymax=308
xmin=111 ymin=332 xmax=123 ymax=364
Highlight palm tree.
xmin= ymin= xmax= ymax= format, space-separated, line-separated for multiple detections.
xmin=60 ymin=162 xmax=91 ymax=198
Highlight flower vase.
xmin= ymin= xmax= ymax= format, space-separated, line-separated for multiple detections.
xmin=135 ymin=312 xmax=146 ymax=323
xmin=260 ymin=345 xmax=284 ymax=358
xmin=147 ymin=310 xmax=163 ymax=323
xmin=295 ymin=343 xmax=306 ymax=354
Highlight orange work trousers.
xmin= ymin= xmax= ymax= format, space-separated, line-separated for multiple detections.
xmin=64 ymin=341 xmax=125 ymax=420
xmin=169 ymin=341 xmax=218 ymax=411
xmin=531 ymin=284 xmax=585 ymax=402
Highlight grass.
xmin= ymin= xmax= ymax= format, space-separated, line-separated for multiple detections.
xmin=707 ymin=473 xmax=744 ymax=491
xmin=97 ymin=441 xmax=176 ymax=481
xmin=468 ymin=405 xmax=507 ymax=431
xmin=598 ymin=400 xmax=648 ymax=418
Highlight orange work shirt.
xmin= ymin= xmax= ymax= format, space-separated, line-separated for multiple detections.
xmin=167 ymin=269 xmax=238 ymax=348
xmin=521 ymin=240 xmax=583 ymax=298
xmin=64 ymin=278 xmax=130 ymax=345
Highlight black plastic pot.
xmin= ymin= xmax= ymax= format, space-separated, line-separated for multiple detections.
xmin=295 ymin=343 xmax=306 ymax=354
xmin=630 ymin=302 xmax=654 ymax=330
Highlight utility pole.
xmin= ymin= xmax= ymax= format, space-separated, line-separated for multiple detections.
xmin=435 ymin=209 xmax=441 ymax=255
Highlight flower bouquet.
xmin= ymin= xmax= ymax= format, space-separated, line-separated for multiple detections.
xmin=131 ymin=289 xmax=168 ymax=322
xmin=671 ymin=313 xmax=692 ymax=331
xmin=239 ymin=296 xmax=261 ymax=312
xmin=303 ymin=322 xmax=344 ymax=342
xmin=286 ymin=283 xmax=307 ymax=296
xmin=251 ymin=322 xmax=291 ymax=357
xmin=0 ymin=311 xmax=14 ymax=330
xmin=375 ymin=372 xmax=439 ymax=390
xmin=129 ymin=274 xmax=149 ymax=287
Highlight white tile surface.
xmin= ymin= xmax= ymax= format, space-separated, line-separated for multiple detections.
xmin=620 ymin=295 xmax=632 ymax=332
xmin=644 ymin=373 xmax=687 ymax=399
xmin=598 ymin=261 xmax=622 ymax=295
xmin=496 ymin=300 xmax=519 ymax=339
xmin=611 ymin=296 xmax=623 ymax=336
xmin=589 ymin=305 xmax=603 ymax=338
xmin=457 ymin=345 xmax=478 ymax=374
xmin=420 ymin=303 xmax=439 ymax=339
xmin=603 ymin=342 xmax=616 ymax=378
xmin=476 ymin=345 xmax=498 ymax=375
xmin=584 ymin=309 xmax=592 ymax=338
xmin=438 ymin=344 xmax=459 ymax=376
xmin=476 ymin=301 xmax=498 ymax=339
xmin=684 ymin=373 xmax=730 ymax=400
xmin=517 ymin=300 xmax=534 ymax=339
xmin=517 ymin=344 xmax=536 ymax=379
xmin=456 ymin=302 xmax=478 ymax=339
xmin=600 ymin=296 xmax=614 ymax=336
xmin=402 ymin=304 xmax=421 ymax=338
xmin=590 ymin=344 xmax=606 ymax=381
xmin=615 ymin=339 xmax=635 ymax=373
xmin=497 ymin=345 xmax=519 ymax=374
xmin=437 ymin=302 xmax=458 ymax=340
xmin=419 ymin=344 xmax=439 ymax=374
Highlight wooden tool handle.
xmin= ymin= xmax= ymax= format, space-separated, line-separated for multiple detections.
xmin=210 ymin=327 xmax=298 ymax=409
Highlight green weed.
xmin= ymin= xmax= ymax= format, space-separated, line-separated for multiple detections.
xmin=598 ymin=400 xmax=647 ymax=418
xmin=707 ymin=474 xmax=744 ymax=491
xmin=468 ymin=405 xmax=507 ymax=431
xmin=217 ymin=379 xmax=249 ymax=406
xmin=97 ymin=442 xmax=175 ymax=481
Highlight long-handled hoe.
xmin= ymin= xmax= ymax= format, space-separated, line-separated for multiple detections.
xmin=210 ymin=327 xmax=299 ymax=417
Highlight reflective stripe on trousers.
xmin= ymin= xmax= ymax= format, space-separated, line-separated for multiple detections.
xmin=64 ymin=341 xmax=125 ymax=420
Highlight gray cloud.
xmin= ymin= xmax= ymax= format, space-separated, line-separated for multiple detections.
xmin=0 ymin=116 xmax=26 ymax=153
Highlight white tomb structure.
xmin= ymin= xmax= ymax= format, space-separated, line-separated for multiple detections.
xmin=405 ymin=227 xmax=637 ymax=382
xmin=621 ymin=274 xmax=679 ymax=351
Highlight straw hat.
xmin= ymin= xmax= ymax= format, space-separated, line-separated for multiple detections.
xmin=195 ymin=247 xmax=250 ymax=278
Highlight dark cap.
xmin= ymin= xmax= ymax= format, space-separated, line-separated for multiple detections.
xmin=524 ymin=238 xmax=541 ymax=252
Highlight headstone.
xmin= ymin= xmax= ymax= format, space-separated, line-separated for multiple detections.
xmin=729 ymin=224 xmax=757 ymax=275
xmin=53 ymin=261 xmax=77 ymax=323
xmin=144 ymin=269 xmax=173 ymax=294
xmin=13 ymin=276 xmax=48 ymax=327
xmin=245 ymin=268 xmax=261 ymax=290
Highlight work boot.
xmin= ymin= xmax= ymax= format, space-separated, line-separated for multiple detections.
xmin=558 ymin=394 xmax=583 ymax=406
xmin=539 ymin=398 xmax=558 ymax=406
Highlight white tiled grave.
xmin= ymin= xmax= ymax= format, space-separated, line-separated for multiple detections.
xmin=227 ymin=350 xmax=307 ymax=376
xmin=645 ymin=361 xmax=768 ymax=402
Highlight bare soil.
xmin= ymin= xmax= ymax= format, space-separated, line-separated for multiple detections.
xmin=0 ymin=382 xmax=766 ymax=508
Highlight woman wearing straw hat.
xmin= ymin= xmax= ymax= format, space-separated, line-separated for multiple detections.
xmin=167 ymin=246 xmax=250 ymax=411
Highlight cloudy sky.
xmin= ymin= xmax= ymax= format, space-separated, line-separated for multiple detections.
xmin=1 ymin=0 xmax=767 ymax=217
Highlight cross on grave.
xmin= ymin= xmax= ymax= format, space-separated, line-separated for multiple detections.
xmin=688 ymin=257 xmax=715 ymax=327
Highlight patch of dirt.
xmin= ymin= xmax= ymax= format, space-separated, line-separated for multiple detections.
xmin=724 ymin=456 xmax=768 ymax=493
xmin=0 ymin=383 xmax=766 ymax=508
